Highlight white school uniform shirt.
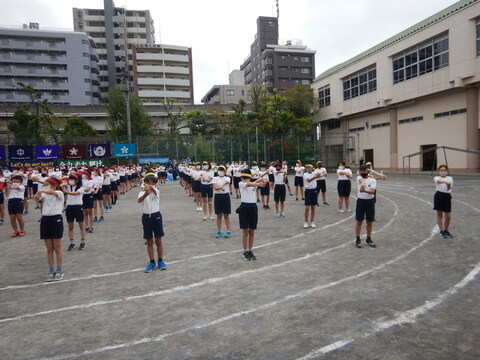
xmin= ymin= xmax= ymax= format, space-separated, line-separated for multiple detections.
xmin=356 ymin=176 xmax=376 ymax=200
xmin=259 ymin=170 xmax=269 ymax=182
xmin=201 ymin=170 xmax=214 ymax=185
xmin=138 ymin=188 xmax=160 ymax=214
xmin=268 ymin=166 xmax=275 ymax=175
xmin=191 ymin=169 xmax=202 ymax=181
xmin=434 ymin=176 xmax=453 ymax=194
xmin=92 ymin=175 xmax=103 ymax=190
xmin=9 ymin=184 xmax=25 ymax=199
xmin=41 ymin=190 xmax=65 ymax=216
xmin=66 ymin=186 xmax=85 ymax=206
xmin=315 ymin=167 xmax=327 ymax=181
xmin=251 ymin=166 xmax=260 ymax=179
xmin=232 ymin=165 xmax=241 ymax=178
xmin=303 ymin=172 xmax=318 ymax=190
xmin=239 ymin=181 xmax=257 ymax=203
xmin=273 ymin=169 xmax=286 ymax=185
xmin=119 ymin=168 xmax=126 ymax=176
xmin=102 ymin=172 xmax=112 ymax=185
xmin=82 ymin=178 xmax=94 ymax=194
xmin=3 ymin=170 xmax=12 ymax=179
xmin=111 ymin=171 xmax=119 ymax=182
xmin=337 ymin=168 xmax=352 ymax=180
xmin=212 ymin=176 xmax=230 ymax=194
xmin=295 ymin=166 xmax=305 ymax=177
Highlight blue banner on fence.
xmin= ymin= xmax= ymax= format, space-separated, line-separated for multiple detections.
xmin=8 ymin=145 xmax=33 ymax=161
xmin=113 ymin=143 xmax=136 ymax=158
xmin=88 ymin=143 xmax=111 ymax=158
xmin=35 ymin=145 xmax=60 ymax=161
xmin=139 ymin=157 xmax=170 ymax=164
xmin=0 ymin=145 xmax=5 ymax=161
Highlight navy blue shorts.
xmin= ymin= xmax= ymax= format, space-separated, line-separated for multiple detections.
xmin=93 ymin=190 xmax=103 ymax=201
xmin=433 ymin=191 xmax=452 ymax=213
xmin=66 ymin=205 xmax=84 ymax=223
xmin=111 ymin=182 xmax=118 ymax=191
xmin=274 ymin=184 xmax=286 ymax=202
xmin=201 ymin=184 xmax=213 ymax=198
xmin=41 ymin=214 xmax=64 ymax=239
xmin=294 ymin=177 xmax=304 ymax=187
xmin=268 ymin=174 xmax=274 ymax=183
xmin=233 ymin=177 xmax=241 ymax=189
xmin=192 ymin=180 xmax=201 ymax=193
xmin=316 ymin=179 xmax=326 ymax=193
xmin=8 ymin=198 xmax=24 ymax=215
xmin=236 ymin=202 xmax=258 ymax=230
xmin=214 ymin=193 xmax=231 ymax=214
xmin=355 ymin=198 xmax=375 ymax=222
xmin=127 ymin=175 xmax=132 ymax=181
xmin=82 ymin=194 xmax=94 ymax=209
xmin=120 ymin=176 xmax=127 ymax=183
xmin=260 ymin=183 xmax=270 ymax=196
xmin=304 ymin=188 xmax=317 ymax=206
xmin=102 ymin=185 xmax=111 ymax=195
xmin=142 ymin=211 xmax=165 ymax=239
xmin=337 ymin=180 xmax=351 ymax=197
xmin=0 ymin=190 xmax=4 ymax=204
xmin=32 ymin=184 xmax=39 ymax=194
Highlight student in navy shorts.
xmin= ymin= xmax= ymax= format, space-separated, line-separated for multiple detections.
xmin=433 ymin=165 xmax=454 ymax=239
xmin=138 ymin=175 xmax=167 ymax=273
xmin=81 ymin=170 xmax=95 ymax=233
xmin=62 ymin=174 xmax=86 ymax=251
xmin=303 ymin=164 xmax=321 ymax=228
xmin=354 ymin=165 xmax=377 ymax=248
xmin=34 ymin=177 xmax=65 ymax=282
xmin=6 ymin=175 xmax=26 ymax=237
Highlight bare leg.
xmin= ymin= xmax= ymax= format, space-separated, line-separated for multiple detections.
xmin=436 ymin=211 xmax=444 ymax=230
xmin=53 ymin=238 xmax=63 ymax=267
xmin=10 ymin=214 xmax=18 ymax=232
xmin=444 ymin=212 xmax=451 ymax=231
xmin=366 ymin=221 xmax=373 ymax=237
xmin=242 ymin=229 xmax=249 ymax=250
xmin=247 ymin=229 xmax=255 ymax=250
xmin=224 ymin=214 xmax=231 ymax=231
xmin=44 ymin=239 xmax=54 ymax=267
xmin=155 ymin=238 xmax=163 ymax=259
xmin=146 ymin=238 xmax=154 ymax=259
xmin=216 ymin=214 xmax=222 ymax=231
xmin=355 ymin=220 xmax=363 ymax=237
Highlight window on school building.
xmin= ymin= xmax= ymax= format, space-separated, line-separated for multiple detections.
xmin=349 ymin=127 xmax=365 ymax=132
xmin=343 ymin=65 xmax=376 ymax=101
xmin=433 ymin=109 xmax=466 ymax=118
xmin=371 ymin=122 xmax=390 ymax=129
xmin=477 ymin=20 xmax=480 ymax=57
xmin=318 ymin=85 xmax=330 ymax=108
xmin=327 ymin=120 xmax=341 ymax=130
xmin=393 ymin=34 xmax=449 ymax=84
xmin=83 ymin=52 xmax=89 ymax=57
xmin=399 ymin=116 xmax=423 ymax=124
xmin=226 ymin=90 xmax=235 ymax=96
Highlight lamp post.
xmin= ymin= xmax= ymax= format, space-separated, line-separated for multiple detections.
xmin=115 ymin=72 xmax=132 ymax=143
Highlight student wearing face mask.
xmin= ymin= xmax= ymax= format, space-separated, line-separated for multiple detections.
xmin=354 ymin=165 xmax=377 ymax=248
xmin=273 ymin=162 xmax=287 ymax=217
xmin=191 ymin=162 xmax=203 ymax=211
xmin=0 ymin=168 xmax=8 ymax=225
xmin=434 ymin=165 xmax=453 ymax=239
xmin=314 ymin=161 xmax=329 ymax=206
xmin=200 ymin=161 xmax=215 ymax=220
xmin=212 ymin=165 xmax=231 ymax=238
xmin=81 ymin=170 xmax=95 ymax=233
xmin=336 ymin=161 xmax=353 ymax=213
xmin=34 ymin=177 xmax=65 ymax=281
xmin=6 ymin=175 xmax=26 ymax=237
xmin=250 ymin=162 xmax=261 ymax=202
xmin=303 ymin=164 xmax=321 ymax=228
xmin=294 ymin=160 xmax=305 ymax=201
xmin=91 ymin=168 xmax=105 ymax=223
xmin=236 ymin=169 xmax=267 ymax=260
xmin=61 ymin=174 xmax=86 ymax=251
xmin=259 ymin=163 xmax=271 ymax=210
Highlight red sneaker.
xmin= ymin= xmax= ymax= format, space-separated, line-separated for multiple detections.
xmin=11 ymin=232 xmax=20 ymax=237
xmin=19 ymin=231 xmax=26 ymax=236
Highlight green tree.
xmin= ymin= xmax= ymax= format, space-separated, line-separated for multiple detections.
xmin=247 ymin=83 xmax=267 ymax=132
xmin=162 ymin=98 xmax=187 ymax=134
xmin=282 ymin=84 xmax=318 ymax=134
xmin=105 ymin=86 xmax=154 ymax=137
xmin=227 ymin=99 xmax=250 ymax=135
xmin=185 ymin=110 xmax=209 ymax=135
xmin=62 ymin=116 xmax=97 ymax=137
xmin=263 ymin=90 xmax=295 ymax=134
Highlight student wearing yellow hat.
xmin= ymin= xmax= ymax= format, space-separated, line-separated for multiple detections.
xmin=303 ymin=164 xmax=321 ymax=228
xmin=433 ymin=165 xmax=453 ymax=238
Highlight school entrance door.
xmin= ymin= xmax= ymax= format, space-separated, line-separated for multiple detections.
xmin=364 ymin=149 xmax=374 ymax=167
xmin=421 ymin=144 xmax=437 ymax=171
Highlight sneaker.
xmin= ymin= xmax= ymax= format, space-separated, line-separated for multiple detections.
xmin=35 ymin=206 xmax=40 ymax=209
xmin=10 ymin=232 xmax=19 ymax=237
xmin=210 ymin=216 xmax=215 ymax=220
xmin=323 ymin=202 xmax=330 ymax=206
xmin=68 ymin=243 xmax=75 ymax=251
xmin=158 ymin=260 xmax=167 ymax=270
xmin=289 ymin=193 xmax=294 ymax=196
xmin=355 ymin=238 xmax=362 ymax=248
xmin=266 ymin=205 xmax=271 ymax=210
xmin=53 ymin=271 xmax=64 ymax=281
xmin=280 ymin=213 xmax=285 ymax=217
xmin=88 ymin=227 xmax=94 ymax=233
xmin=296 ymin=198 xmax=299 ymax=201
xmin=0 ymin=219 xmax=4 ymax=225
xmin=242 ymin=251 xmax=251 ymax=261
xmin=338 ymin=209 xmax=345 ymax=213
xmin=93 ymin=216 xmax=98 ymax=222
xmin=46 ymin=271 xmax=55 ymax=282
xmin=257 ymin=199 xmax=261 ymax=203
xmin=23 ymin=210 xmax=29 ymax=215
xmin=304 ymin=221 xmax=309 ymax=228
xmin=202 ymin=216 xmax=207 ymax=221
xmin=216 ymin=231 xmax=222 ymax=238
xmin=365 ymin=237 xmax=376 ymax=247
xmin=79 ymin=243 xmax=86 ymax=250
xmin=347 ymin=209 xmax=352 ymax=213
xmin=302 ymin=198 xmax=305 ymax=201
xmin=224 ymin=232 xmax=231 ymax=238
xmin=444 ymin=230 xmax=453 ymax=238
xmin=249 ymin=251 xmax=256 ymax=260
xmin=19 ymin=231 xmax=26 ymax=236
xmin=98 ymin=216 xmax=104 ymax=222
xmin=439 ymin=230 xmax=447 ymax=238
xmin=275 ymin=213 xmax=281 ymax=217
xmin=310 ymin=221 xmax=316 ymax=228
xmin=144 ymin=262 xmax=156 ymax=273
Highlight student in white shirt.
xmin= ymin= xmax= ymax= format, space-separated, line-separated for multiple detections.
xmin=212 ymin=165 xmax=231 ymax=238
xmin=137 ymin=174 xmax=167 ymax=272
xmin=236 ymin=169 xmax=267 ymax=261
xmin=92 ymin=168 xmax=105 ymax=222
xmin=315 ymin=161 xmax=329 ymax=206
xmin=294 ymin=160 xmax=305 ymax=201
xmin=354 ymin=165 xmax=377 ymax=248
xmin=191 ymin=163 xmax=203 ymax=211
xmin=6 ymin=175 xmax=26 ymax=237
xmin=273 ymin=163 xmax=287 ymax=217
xmin=102 ymin=167 xmax=113 ymax=213
xmin=336 ymin=161 xmax=353 ymax=213
xmin=282 ymin=161 xmax=293 ymax=196
xmin=0 ymin=169 xmax=6 ymax=225
xmin=232 ymin=162 xmax=242 ymax=199
xmin=34 ymin=177 xmax=65 ymax=282
xmin=303 ymin=164 xmax=321 ymax=228
xmin=259 ymin=163 xmax=271 ymax=209
xmin=200 ymin=161 xmax=215 ymax=220
xmin=433 ymin=165 xmax=453 ymax=239
xmin=81 ymin=170 xmax=95 ymax=233
xmin=61 ymin=174 xmax=86 ymax=251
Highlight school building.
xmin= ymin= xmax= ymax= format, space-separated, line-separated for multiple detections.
xmin=311 ymin=0 xmax=480 ymax=172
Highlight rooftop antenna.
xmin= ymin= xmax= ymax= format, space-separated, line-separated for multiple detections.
xmin=276 ymin=0 xmax=279 ymax=18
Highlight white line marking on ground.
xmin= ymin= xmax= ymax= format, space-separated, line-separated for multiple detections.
xmin=36 ymin=224 xmax=439 ymax=360
xmin=297 ymin=258 xmax=480 ymax=359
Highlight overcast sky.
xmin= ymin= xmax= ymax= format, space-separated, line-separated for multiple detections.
xmin=0 ymin=0 xmax=459 ymax=103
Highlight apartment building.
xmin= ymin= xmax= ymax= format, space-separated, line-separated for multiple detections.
xmin=312 ymin=0 xmax=480 ymax=172
xmin=73 ymin=0 xmax=155 ymax=97
xmin=0 ymin=24 xmax=100 ymax=105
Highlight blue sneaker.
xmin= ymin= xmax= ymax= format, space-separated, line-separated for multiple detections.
xmin=93 ymin=216 xmax=98 ymax=223
xmin=224 ymin=232 xmax=231 ymax=238
xmin=215 ymin=231 xmax=222 ymax=238
xmin=280 ymin=213 xmax=286 ymax=217
xmin=275 ymin=213 xmax=281 ymax=217
xmin=158 ymin=260 xmax=167 ymax=270
xmin=144 ymin=262 xmax=156 ymax=273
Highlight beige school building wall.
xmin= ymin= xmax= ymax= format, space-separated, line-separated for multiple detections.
xmin=313 ymin=0 xmax=480 ymax=172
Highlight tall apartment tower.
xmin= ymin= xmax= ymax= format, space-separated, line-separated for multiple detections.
xmin=73 ymin=0 xmax=155 ymax=97
xmin=0 ymin=24 xmax=100 ymax=105
xmin=240 ymin=16 xmax=316 ymax=93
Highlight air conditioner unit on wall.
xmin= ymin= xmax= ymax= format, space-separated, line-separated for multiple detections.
xmin=346 ymin=136 xmax=355 ymax=150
